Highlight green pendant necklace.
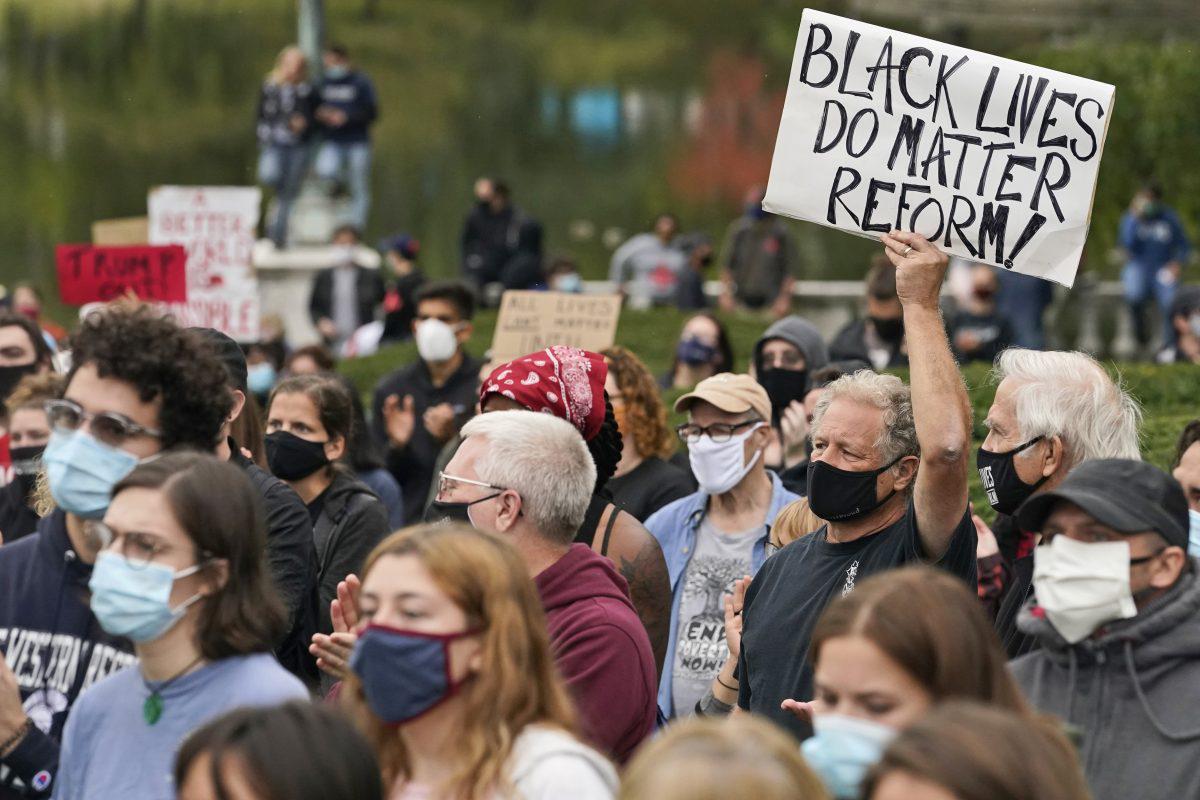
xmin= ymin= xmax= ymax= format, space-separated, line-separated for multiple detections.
xmin=142 ymin=655 xmax=204 ymax=725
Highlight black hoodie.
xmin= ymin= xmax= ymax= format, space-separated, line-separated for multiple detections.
xmin=0 ymin=511 xmax=135 ymax=798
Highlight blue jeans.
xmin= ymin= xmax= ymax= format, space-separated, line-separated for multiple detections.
xmin=257 ymin=144 xmax=309 ymax=246
xmin=314 ymin=140 xmax=372 ymax=230
xmin=1122 ymin=262 xmax=1177 ymax=348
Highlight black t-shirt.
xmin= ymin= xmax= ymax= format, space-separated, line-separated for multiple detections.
xmin=948 ymin=310 xmax=1013 ymax=364
xmin=736 ymin=500 xmax=976 ymax=740
xmin=608 ymin=457 xmax=695 ymax=522
xmin=0 ymin=479 xmax=39 ymax=544
xmin=307 ymin=486 xmax=330 ymax=526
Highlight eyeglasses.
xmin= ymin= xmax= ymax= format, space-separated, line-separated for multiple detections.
xmin=85 ymin=521 xmax=209 ymax=569
xmin=45 ymin=399 xmax=163 ymax=447
xmin=436 ymin=471 xmax=507 ymax=498
xmin=676 ymin=420 xmax=761 ymax=445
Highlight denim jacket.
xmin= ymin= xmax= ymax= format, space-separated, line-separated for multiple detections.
xmin=644 ymin=471 xmax=800 ymax=717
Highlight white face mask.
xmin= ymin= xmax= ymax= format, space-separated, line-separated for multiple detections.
xmin=688 ymin=424 xmax=762 ymax=496
xmin=415 ymin=319 xmax=459 ymax=363
xmin=333 ymin=244 xmax=357 ymax=266
xmin=1032 ymin=535 xmax=1138 ymax=644
xmin=1188 ymin=509 xmax=1200 ymax=557
xmin=1188 ymin=314 xmax=1200 ymax=339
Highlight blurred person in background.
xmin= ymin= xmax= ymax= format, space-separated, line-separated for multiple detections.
xmin=460 ymin=179 xmax=543 ymax=294
xmin=545 ymin=255 xmax=584 ymax=294
xmin=609 ymin=213 xmax=685 ymax=307
xmin=1156 ymin=285 xmax=1200 ymax=364
xmin=314 ymin=44 xmax=378 ymax=231
xmin=373 ymin=282 xmax=481 ymax=524
xmin=176 ymin=702 xmax=382 ymax=800
xmin=601 ymin=346 xmax=693 ymax=522
xmin=662 ymin=312 xmax=735 ymax=390
xmin=342 ymin=524 xmax=617 ymax=799
xmin=829 ymin=255 xmax=907 ymax=370
xmin=52 ymin=454 xmax=308 ymax=799
xmin=341 ymin=377 xmax=403 ymax=531
xmin=0 ymin=373 xmax=62 ymax=543
xmin=863 ymin=702 xmax=1091 ymax=800
xmin=619 ymin=715 xmax=828 ymax=800
xmin=718 ymin=186 xmax=800 ymax=318
xmin=947 ymin=265 xmax=1013 ymax=363
xmin=674 ymin=233 xmax=714 ymax=311
xmin=995 ymin=268 xmax=1055 ymax=351
xmin=379 ymin=234 xmax=426 ymax=342
xmin=799 ymin=567 xmax=1029 ymax=799
xmin=256 ymin=45 xmax=317 ymax=248
xmin=1120 ymin=181 xmax=1190 ymax=352
xmin=309 ymin=225 xmax=385 ymax=350
xmin=265 ymin=375 xmax=389 ymax=652
xmin=0 ymin=312 xmax=54 ymax=403
xmin=10 ymin=285 xmax=66 ymax=347
xmin=285 ymin=344 xmax=336 ymax=377
xmin=1171 ymin=420 xmax=1200 ymax=556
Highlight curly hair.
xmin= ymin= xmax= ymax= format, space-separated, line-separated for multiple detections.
xmin=67 ymin=305 xmax=233 ymax=450
xmin=6 ymin=372 xmax=65 ymax=416
xmin=602 ymin=346 xmax=674 ymax=461
xmin=586 ymin=398 xmax=623 ymax=495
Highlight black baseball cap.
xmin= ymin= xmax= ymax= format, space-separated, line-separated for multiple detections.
xmin=193 ymin=327 xmax=248 ymax=393
xmin=1016 ymin=458 xmax=1189 ymax=550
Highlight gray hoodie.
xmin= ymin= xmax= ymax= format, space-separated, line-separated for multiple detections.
xmin=753 ymin=316 xmax=830 ymax=375
xmin=1011 ymin=567 xmax=1200 ymax=800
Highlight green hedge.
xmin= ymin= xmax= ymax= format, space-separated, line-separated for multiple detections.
xmin=340 ymin=309 xmax=1197 ymax=522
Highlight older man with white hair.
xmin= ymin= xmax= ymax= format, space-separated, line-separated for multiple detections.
xmin=976 ymin=348 xmax=1142 ymax=656
xmin=428 ymin=410 xmax=657 ymax=763
xmin=734 ymin=231 xmax=977 ymax=740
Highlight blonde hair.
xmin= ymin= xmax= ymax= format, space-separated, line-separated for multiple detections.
xmin=770 ymin=497 xmax=825 ymax=549
xmin=620 ymin=715 xmax=829 ymax=800
xmin=268 ymin=45 xmax=308 ymax=84
xmin=343 ymin=524 xmax=580 ymax=799
xmin=6 ymin=372 xmax=63 ymax=416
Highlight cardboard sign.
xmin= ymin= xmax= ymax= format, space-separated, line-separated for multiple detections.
xmin=764 ymin=9 xmax=1114 ymax=287
xmin=55 ymin=244 xmax=187 ymax=305
xmin=148 ymin=186 xmax=262 ymax=341
xmin=91 ymin=217 xmax=149 ymax=246
xmin=490 ymin=291 xmax=622 ymax=363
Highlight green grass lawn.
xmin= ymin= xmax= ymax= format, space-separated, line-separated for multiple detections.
xmin=339 ymin=308 xmax=1198 ymax=523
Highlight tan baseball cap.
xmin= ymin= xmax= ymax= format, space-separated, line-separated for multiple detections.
xmin=674 ymin=372 xmax=772 ymax=422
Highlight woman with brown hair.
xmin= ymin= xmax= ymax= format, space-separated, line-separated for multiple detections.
xmin=864 ymin=701 xmax=1091 ymax=800
xmin=52 ymin=452 xmax=308 ymax=798
xmin=0 ymin=372 xmax=64 ymax=542
xmin=343 ymin=523 xmax=617 ymax=799
xmin=796 ymin=565 xmax=1029 ymax=799
xmin=601 ymin=346 xmax=693 ymax=522
xmin=265 ymin=374 xmax=390 ymax=646
xmin=620 ymin=715 xmax=828 ymax=800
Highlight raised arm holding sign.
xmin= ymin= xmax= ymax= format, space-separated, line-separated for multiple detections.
xmin=764 ymin=9 xmax=1114 ymax=287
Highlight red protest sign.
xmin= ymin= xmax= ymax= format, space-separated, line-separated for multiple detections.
xmin=55 ymin=244 xmax=188 ymax=305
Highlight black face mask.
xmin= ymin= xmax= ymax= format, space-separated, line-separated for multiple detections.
xmin=976 ymin=437 xmax=1047 ymax=516
xmin=807 ymin=456 xmax=902 ymax=522
xmin=423 ymin=494 xmax=500 ymax=527
xmin=869 ymin=316 xmax=904 ymax=344
xmin=9 ymin=444 xmax=43 ymax=496
xmin=0 ymin=363 xmax=38 ymax=401
xmin=758 ymin=368 xmax=809 ymax=425
xmin=265 ymin=430 xmax=330 ymax=482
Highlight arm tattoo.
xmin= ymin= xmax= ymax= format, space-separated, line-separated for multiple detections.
xmin=619 ymin=538 xmax=671 ymax=680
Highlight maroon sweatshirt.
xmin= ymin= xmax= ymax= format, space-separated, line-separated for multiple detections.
xmin=535 ymin=543 xmax=657 ymax=763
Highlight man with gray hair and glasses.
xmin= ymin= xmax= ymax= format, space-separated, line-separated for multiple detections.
xmin=976 ymin=348 xmax=1142 ymax=657
xmin=427 ymin=409 xmax=657 ymax=763
xmin=734 ymin=231 xmax=977 ymax=740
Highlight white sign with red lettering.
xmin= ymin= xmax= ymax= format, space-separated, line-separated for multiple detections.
xmin=148 ymin=186 xmax=262 ymax=341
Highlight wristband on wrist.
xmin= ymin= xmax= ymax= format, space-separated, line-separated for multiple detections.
xmin=716 ymin=675 xmax=738 ymax=692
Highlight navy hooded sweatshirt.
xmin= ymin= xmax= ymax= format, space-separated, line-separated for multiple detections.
xmin=318 ymin=70 xmax=378 ymax=144
xmin=0 ymin=511 xmax=135 ymax=799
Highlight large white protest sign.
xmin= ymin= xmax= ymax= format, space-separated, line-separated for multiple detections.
xmin=764 ymin=10 xmax=1114 ymax=287
xmin=149 ymin=186 xmax=262 ymax=341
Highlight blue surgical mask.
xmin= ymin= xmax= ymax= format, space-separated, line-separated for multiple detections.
xmin=801 ymin=714 xmax=897 ymax=799
xmin=1188 ymin=509 xmax=1200 ymax=558
xmin=247 ymin=362 xmax=277 ymax=396
xmin=324 ymin=65 xmax=350 ymax=80
xmin=349 ymin=623 xmax=476 ymax=724
xmin=43 ymin=430 xmax=140 ymax=520
xmin=88 ymin=551 xmax=207 ymax=642
xmin=676 ymin=336 xmax=717 ymax=367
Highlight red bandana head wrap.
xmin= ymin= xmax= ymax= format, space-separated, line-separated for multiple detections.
xmin=480 ymin=346 xmax=608 ymax=440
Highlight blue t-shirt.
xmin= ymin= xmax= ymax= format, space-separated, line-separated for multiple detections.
xmin=52 ymin=653 xmax=308 ymax=799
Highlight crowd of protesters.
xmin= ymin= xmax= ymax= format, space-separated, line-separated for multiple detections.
xmin=0 ymin=222 xmax=1196 ymax=800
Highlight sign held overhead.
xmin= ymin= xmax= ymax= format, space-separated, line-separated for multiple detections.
xmin=764 ymin=9 xmax=1114 ymax=287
